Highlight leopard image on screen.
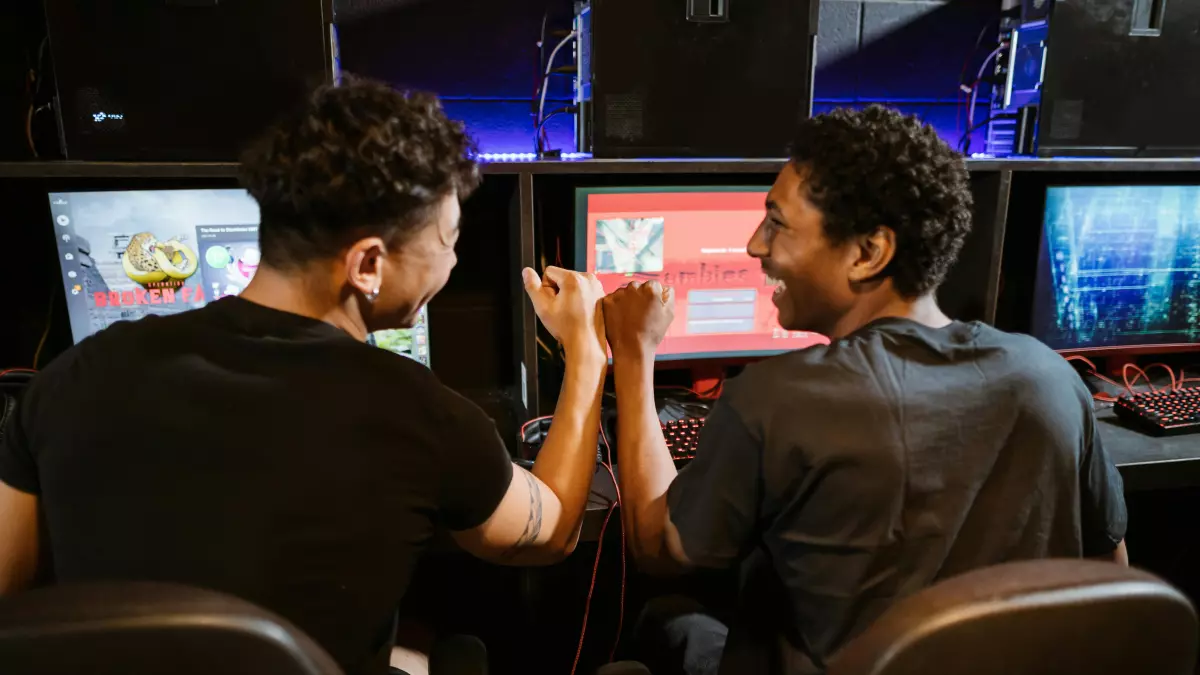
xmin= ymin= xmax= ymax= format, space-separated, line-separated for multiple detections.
xmin=595 ymin=217 xmax=665 ymax=274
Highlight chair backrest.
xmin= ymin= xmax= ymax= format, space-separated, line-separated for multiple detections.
xmin=0 ymin=582 xmax=345 ymax=675
xmin=828 ymin=559 xmax=1198 ymax=675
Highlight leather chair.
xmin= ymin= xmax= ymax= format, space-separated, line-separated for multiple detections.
xmin=829 ymin=559 xmax=1198 ymax=675
xmin=0 ymin=582 xmax=345 ymax=675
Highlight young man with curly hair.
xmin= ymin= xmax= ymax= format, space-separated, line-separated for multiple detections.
xmin=603 ymin=106 xmax=1128 ymax=675
xmin=0 ymin=79 xmax=608 ymax=675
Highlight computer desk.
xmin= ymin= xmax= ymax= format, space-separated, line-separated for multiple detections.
xmin=578 ymin=408 xmax=1200 ymax=540
xmin=1096 ymin=406 xmax=1200 ymax=492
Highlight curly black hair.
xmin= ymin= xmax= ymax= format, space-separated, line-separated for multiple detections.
xmin=239 ymin=76 xmax=480 ymax=268
xmin=790 ymin=105 xmax=973 ymax=297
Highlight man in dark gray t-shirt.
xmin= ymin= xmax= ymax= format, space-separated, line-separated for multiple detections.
xmin=601 ymin=107 xmax=1127 ymax=675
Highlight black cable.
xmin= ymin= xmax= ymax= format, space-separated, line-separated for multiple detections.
xmin=536 ymin=106 xmax=578 ymax=155
xmin=958 ymin=116 xmax=995 ymax=155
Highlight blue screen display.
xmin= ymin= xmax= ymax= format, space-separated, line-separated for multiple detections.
xmin=1031 ymin=185 xmax=1200 ymax=351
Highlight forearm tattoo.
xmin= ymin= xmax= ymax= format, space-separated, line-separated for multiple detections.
xmin=502 ymin=470 xmax=544 ymax=558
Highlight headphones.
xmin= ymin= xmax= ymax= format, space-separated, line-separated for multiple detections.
xmin=0 ymin=369 xmax=36 ymax=395
xmin=0 ymin=370 xmax=36 ymax=443
xmin=519 ymin=416 xmax=605 ymax=467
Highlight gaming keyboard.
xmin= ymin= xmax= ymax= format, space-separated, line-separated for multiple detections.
xmin=662 ymin=417 xmax=705 ymax=463
xmin=1115 ymin=388 xmax=1200 ymax=436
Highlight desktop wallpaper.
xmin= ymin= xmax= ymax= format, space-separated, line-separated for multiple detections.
xmin=579 ymin=188 xmax=828 ymax=360
xmin=46 ymin=189 xmax=431 ymax=365
xmin=1031 ymin=185 xmax=1200 ymax=351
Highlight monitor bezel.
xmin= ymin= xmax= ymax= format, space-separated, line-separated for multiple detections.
xmin=573 ymin=184 xmax=826 ymax=364
xmin=1003 ymin=175 xmax=1200 ymax=357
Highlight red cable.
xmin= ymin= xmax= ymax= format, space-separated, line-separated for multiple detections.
xmin=1064 ymin=356 xmax=1121 ymax=402
xmin=602 ymin=460 xmax=625 ymax=663
xmin=569 ymin=502 xmax=616 ymax=675
xmin=1143 ymin=363 xmax=1179 ymax=391
xmin=1123 ymin=363 xmax=1154 ymax=396
xmin=519 ymin=415 xmax=554 ymax=439
xmin=568 ymin=428 xmax=627 ymax=675
xmin=0 ymin=369 xmax=37 ymax=378
xmin=599 ymin=427 xmax=627 ymax=663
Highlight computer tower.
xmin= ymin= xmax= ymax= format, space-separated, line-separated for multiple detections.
xmin=578 ymin=0 xmax=819 ymax=159
xmin=988 ymin=0 xmax=1200 ymax=158
xmin=43 ymin=0 xmax=336 ymax=161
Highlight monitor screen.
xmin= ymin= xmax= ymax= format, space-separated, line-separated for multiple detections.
xmin=47 ymin=189 xmax=431 ymax=366
xmin=1030 ymin=184 xmax=1200 ymax=352
xmin=575 ymin=187 xmax=827 ymax=362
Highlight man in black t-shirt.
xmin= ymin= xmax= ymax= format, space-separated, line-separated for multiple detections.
xmin=602 ymin=107 xmax=1128 ymax=675
xmin=0 ymin=79 xmax=610 ymax=675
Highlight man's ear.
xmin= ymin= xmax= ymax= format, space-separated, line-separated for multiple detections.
xmin=847 ymin=226 xmax=897 ymax=284
xmin=344 ymin=236 xmax=388 ymax=295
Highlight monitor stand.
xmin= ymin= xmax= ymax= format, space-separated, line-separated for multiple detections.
xmin=691 ymin=364 xmax=724 ymax=399
xmin=1106 ymin=354 xmax=1138 ymax=381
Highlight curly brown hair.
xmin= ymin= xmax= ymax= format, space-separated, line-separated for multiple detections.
xmin=239 ymin=76 xmax=480 ymax=268
xmin=791 ymin=105 xmax=973 ymax=297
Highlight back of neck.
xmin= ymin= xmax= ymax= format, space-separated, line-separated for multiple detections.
xmin=828 ymin=293 xmax=951 ymax=339
xmin=238 ymin=265 xmax=368 ymax=341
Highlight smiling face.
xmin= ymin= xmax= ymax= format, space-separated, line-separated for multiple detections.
xmin=340 ymin=192 xmax=462 ymax=332
xmin=748 ymin=162 xmax=903 ymax=338
xmin=747 ymin=164 xmax=856 ymax=335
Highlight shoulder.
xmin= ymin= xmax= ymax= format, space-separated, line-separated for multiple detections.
xmin=971 ymin=324 xmax=1091 ymax=398
xmin=353 ymin=348 xmax=498 ymax=433
xmin=719 ymin=340 xmax=869 ymax=437
xmin=728 ymin=332 xmax=885 ymax=398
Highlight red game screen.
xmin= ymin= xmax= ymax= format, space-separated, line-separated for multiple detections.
xmin=576 ymin=187 xmax=829 ymax=361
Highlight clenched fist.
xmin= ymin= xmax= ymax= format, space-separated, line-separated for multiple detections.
xmin=523 ymin=266 xmax=606 ymax=359
xmin=602 ymin=281 xmax=676 ymax=359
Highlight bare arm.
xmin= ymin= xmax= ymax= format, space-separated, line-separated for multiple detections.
xmin=1090 ymin=539 xmax=1129 ymax=566
xmin=0 ymin=481 xmax=38 ymax=595
xmin=453 ymin=267 xmax=607 ymax=565
xmin=611 ymin=350 xmax=691 ymax=575
xmin=453 ymin=349 xmax=606 ymax=565
xmin=603 ymin=281 xmax=692 ymax=575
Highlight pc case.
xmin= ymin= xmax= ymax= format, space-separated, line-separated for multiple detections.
xmin=988 ymin=0 xmax=1200 ymax=158
xmin=43 ymin=0 xmax=336 ymax=161
xmin=578 ymin=0 xmax=819 ymax=159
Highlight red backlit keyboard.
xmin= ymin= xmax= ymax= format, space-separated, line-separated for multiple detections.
xmin=662 ymin=417 xmax=705 ymax=463
xmin=1115 ymin=388 xmax=1200 ymax=436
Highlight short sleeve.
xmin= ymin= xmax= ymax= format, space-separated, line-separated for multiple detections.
xmin=0 ymin=391 xmax=40 ymax=495
xmin=666 ymin=401 xmax=762 ymax=569
xmin=437 ymin=394 xmax=515 ymax=531
xmin=1080 ymin=415 xmax=1127 ymax=557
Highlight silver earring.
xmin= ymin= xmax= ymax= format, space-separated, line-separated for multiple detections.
xmin=365 ymin=287 xmax=380 ymax=303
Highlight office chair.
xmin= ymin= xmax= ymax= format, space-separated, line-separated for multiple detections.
xmin=828 ymin=559 xmax=1198 ymax=675
xmin=0 ymin=582 xmax=345 ymax=675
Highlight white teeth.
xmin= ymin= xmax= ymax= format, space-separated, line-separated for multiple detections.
xmin=766 ymin=274 xmax=784 ymax=287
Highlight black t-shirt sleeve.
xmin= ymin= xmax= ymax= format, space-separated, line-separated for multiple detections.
xmin=666 ymin=401 xmax=761 ymax=569
xmin=0 ymin=391 xmax=40 ymax=495
xmin=1080 ymin=414 xmax=1127 ymax=556
xmin=437 ymin=395 xmax=515 ymax=531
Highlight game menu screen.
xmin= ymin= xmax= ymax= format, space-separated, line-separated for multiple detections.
xmin=576 ymin=187 xmax=828 ymax=361
xmin=47 ymin=189 xmax=431 ymax=366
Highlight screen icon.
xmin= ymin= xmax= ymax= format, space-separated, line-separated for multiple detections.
xmin=56 ymin=215 xmax=70 ymax=226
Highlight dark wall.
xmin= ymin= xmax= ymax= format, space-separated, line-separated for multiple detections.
xmin=336 ymin=0 xmax=1002 ymax=154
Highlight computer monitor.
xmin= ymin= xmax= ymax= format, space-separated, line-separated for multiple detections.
xmin=47 ymin=188 xmax=431 ymax=366
xmin=575 ymin=186 xmax=828 ymax=362
xmin=1030 ymin=184 xmax=1200 ymax=353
